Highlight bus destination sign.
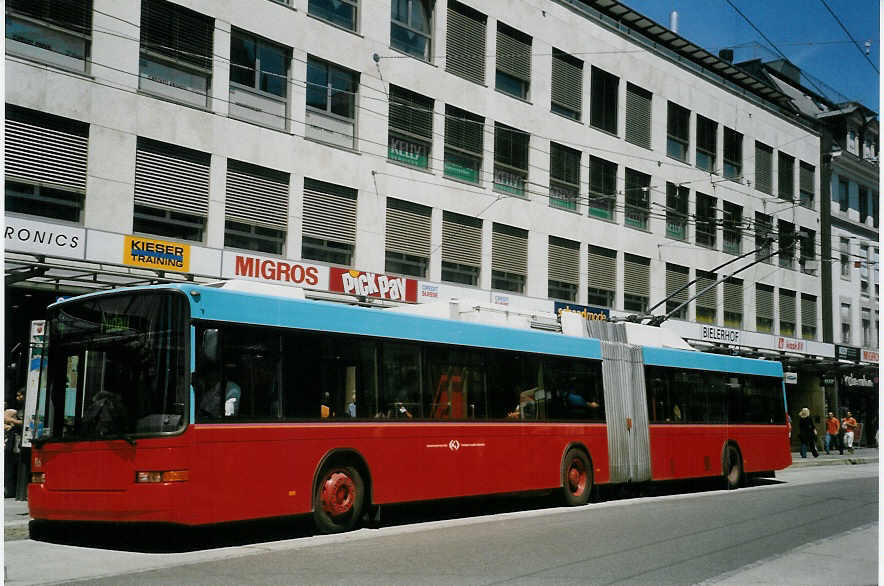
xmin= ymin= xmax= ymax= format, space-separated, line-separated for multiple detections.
xmin=330 ymin=268 xmax=417 ymax=302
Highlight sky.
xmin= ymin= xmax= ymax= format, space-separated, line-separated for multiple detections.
xmin=620 ymin=0 xmax=880 ymax=112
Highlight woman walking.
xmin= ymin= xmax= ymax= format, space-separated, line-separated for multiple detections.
xmin=798 ymin=407 xmax=819 ymax=458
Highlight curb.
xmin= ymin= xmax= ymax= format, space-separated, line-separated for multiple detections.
xmin=789 ymin=456 xmax=878 ymax=468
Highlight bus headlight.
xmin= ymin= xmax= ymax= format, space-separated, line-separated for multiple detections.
xmin=135 ymin=470 xmax=189 ymax=483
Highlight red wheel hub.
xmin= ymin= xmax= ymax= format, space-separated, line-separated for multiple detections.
xmin=320 ymin=471 xmax=356 ymax=516
xmin=567 ymin=459 xmax=587 ymax=496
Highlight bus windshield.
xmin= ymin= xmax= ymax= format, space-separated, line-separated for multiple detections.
xmin=40 ymin=291 xmax=189 ymax=442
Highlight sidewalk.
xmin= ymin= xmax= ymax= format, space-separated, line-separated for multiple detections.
xmin=789 ymin=445 xmax=879 ymax=468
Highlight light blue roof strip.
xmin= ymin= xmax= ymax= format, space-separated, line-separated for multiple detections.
xmin=642 ymin=345 xmax=783 ymax=377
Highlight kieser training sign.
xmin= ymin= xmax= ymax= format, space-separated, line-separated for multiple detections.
xmin=329 ymin=268 xmax=417 ymax=302
xmin=124 ymin=235 xmax=190 ymax=272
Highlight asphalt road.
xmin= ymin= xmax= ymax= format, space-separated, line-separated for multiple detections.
xmin=6 ymin=465 xmax=877 ymax=585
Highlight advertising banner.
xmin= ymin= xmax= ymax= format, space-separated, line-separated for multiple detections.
xmin=329 ymin=268 xmax=417 ymax=302
xmin=5 ymin=216 xmax=85 ymax=259
xmin=554 ymin=301 xmax=610 ymax=321
xmin=21 ymin=320 xmax=46 ymax=448
xmin=222 ymin=252 xmax=329 ymax=290
xmin=124 ymin=235 xmax=190 ymax=272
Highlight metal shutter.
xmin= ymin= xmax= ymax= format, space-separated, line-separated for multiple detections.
xmin=386 ymin=198 xmax=431 ymax=257
xmin=442 ymin=211 xmax=481 ymax=267
xmin=695 ymin=271 xmax=717 ymax=310
xmin=665 ymin=263 xmax=689 ymax=304
xmin=756 ymin=284 xmax=774 ymax=320
xmin=779 ymin=290 xmax=796 ymax=323
xmin=588 ymin=246 xmax=616 ymax=291
xmin=141 ymin=0 xmax=213 ymax=69
xmin=723 ymin=278 xmax=743 ymax=314
xmin=799 ymin=162 xmax=814 ymax=193
xmin=5 ymin=108 xmax=88 ymax=191
xmin=625 ymin=83 xmax=651 ymax=149
xmin=302 ymin=178 xmax=357 ymax=244
xmin=225 ymin=160 xmax=289 ymax=230
xmin=623 ymin=254 xmax=649 ymax=297
xmin=7 ymin=0 xmax=93 ymax=34
xmin=755 ymin=142 xmax=772 ymax=194
xmin=801 ymin=294 xmax=817 ymax=328
xmin=445 ymin=106 xmax=483 ymax=155
xmin=496 ymin=23 xmax=531 ymax=83
xmin=551 ymin=50 xmax=582 ymax=115
xmin=548 ymin=236 xmax=579 ymax=284
xmin=389 ymin=86 xmax=433 ymax=140
xmin=492 ymin=223 xmax=527 ymax=275
xmin=134 ymin=138 xmax=209 ymax=217
xmin=494 ymin=123 xmax=529 ymax=170
xmin=445 ymin=1 xmax=486 ymax=84
xmin=778 ymin=152 xmax=794 ymax=199
xmin=550 ymin=143 xmax=580 ymax=185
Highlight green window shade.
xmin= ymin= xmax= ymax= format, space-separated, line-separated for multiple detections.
xmin=386 ymin=198 xmax=431 ymax=257
xmin=623 ymin=254 xmax=650 ymax=297
xmin=445 ymin=106 xmax=483 ymax=155
xmin=445 ymin=1 xmax=486 ymax=84
xmin=756 ymin=284 xmax=774 ymax=319
xmin=588 ymin=245 xmax=616 ymax=291
xmin=492 ymin=223 xmax=527 ymax=275
xmin=389 ymin=86 xmax=433 ymax=140
xmin=625 ymin=83 xmax=651 ymax=149
xmin=779 ymin=290 xmax=796 ymax=322
xmin=665 ymin=263 xmax=689 ymax=304
xmin=723 ymin=278 xmax=743 ymax=314
xmin=695 ymin=271 xmax=717 ymax=311
xmin=801 ymin=294 xmax=817 ymax=328
xmin=442 ymin=211 xmax=482 ymax=267
xmin=548 ymin=236 xmax=579 ymax=285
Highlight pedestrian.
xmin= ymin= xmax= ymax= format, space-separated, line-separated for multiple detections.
xmin=842 ymin=411 xmax=858 ymax=453
xmin=824 ymin=412 xmax=840 ymax=455
xmin=797 ymin=407 xmax=819 ymax=459
xmin=4 ymin=389 xmax=24 ymax=497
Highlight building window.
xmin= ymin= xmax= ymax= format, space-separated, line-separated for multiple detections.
xmin=139 ymin=0 xmax=213 ymax=108
xmin=756 ymin=283 xmax=774 ymax=333
xmin=695 ymin=271 xmax=716 ymax=324
xmin=696 ymin=193 xmax=716 ymax=249
xmin=388 ymin=86 xmax=433 ymax=169
xmin=548 ymin=236 xmax=579 ymax=301
xmin=696 ymin=115 xmax=716 ymax=172
xmin=445 ymin=1 xmax=485 ymax=85
xmin=224 ymin=160 xmax=289 ymax=255
xmin=495 ymin=22 xmax=531 ymax=99
xmin=6 ymin=0 xmax=92 ymax=72
xmin=302 ymin=178 xmax=357 ymax=265
xmin=491 ymin=223 xmax=527 ymax=293
xmin=229 ymin=29 xmax=290 ymax=130
xmin=723 ymin=277 xmax=743 ymax=329
xmin=723 ymin=127 xmax=742 ymax=180
xmin=840 ymin=237 xmax=851 ymax=278
xmin=778 ymin=219 xmax=795 ymax=269
xmin=779 ymin=289 xmax=796 ymax=337
xmin=590 ymin=66 xmax=618 ymax=134
xmin=665 ymin=263 xmax=689 ymax=320
xmin=588 ymin=156 xmax=616 ymax=220
xmin=551 ymin=49 xmax=583 ymax=120
xmin=133 ymin=137 xmax=210 ymax=242
xmin=624 ymin=83 xmax=652 ymax=149
xmin=755 ymin=212 xmax=773 ymax=264
xmin=442 ymin=211 xmax=481 ymax=286
xmin=777 ymin=152 xmax=794 ymax=201
xmin=838 ymin=179 xmax=849 ymax=212
xmin=494 ymin=123 xmax=529 ymax=197
xmin=385 ymin=198 xmax=431 ymax=278
xmin=859 ymin=186 xmax=869 ymax=223
xmin=391 ymin=0 xmax=432 ymax=61
xmin=722 ymin=202 xmax=742 ymax=255
xmin=862 ymin=308 xmax=871 ymax=347
xmin=4 ymin=105 xmax=88 ymax=222
xmin=840 ymin=303 xmax=851 ymax=344
xmin=308 ymin=0 xmax=357 ymax=31
xmin=588 ymin=245 xmax=616 ymax=308
xmin=754 ymin=142 xmax=773 ymax=194
xmin=444 ymin=106 xmax=483 ymax=184
xmin=305 ymin=57 xmax=358 ymax=148
xmin=667 ymin=102 xmax=689 ymax=161
xmin=799 ymin=162 xmax=814 ymax=208
xmin=624 ymin=168 xmax=650 ymax=230
xmin=623 ymin=254 xmax=650 ymax=313
xmin=550 ymin=142 xmax=580 ymax=211
xmin=801 ymin=294 xmax=817 ymax=340
xmin=665 ymin=182 xmax=688 ymax=240
xmin=799 ymin=228 xmax=816 ymax=274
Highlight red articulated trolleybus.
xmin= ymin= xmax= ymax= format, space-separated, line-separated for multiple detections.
xmin=29 ymin=281 xmax=790 ymax=533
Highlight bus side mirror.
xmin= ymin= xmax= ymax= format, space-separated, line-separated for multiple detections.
xmin=201 ymin=329 xmax=220 ymax=364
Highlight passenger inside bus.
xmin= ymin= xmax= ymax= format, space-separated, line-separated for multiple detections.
xmin=197 ymin=364 xmax=241 ymax=418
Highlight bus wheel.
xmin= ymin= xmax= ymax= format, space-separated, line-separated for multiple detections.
xmin=313 ymin=465 xmax=364 ymax=533
xmin=561 ymin=449 xmax=592 ymax=506
xmin=724 ymin=445 xmax=743 ymax=490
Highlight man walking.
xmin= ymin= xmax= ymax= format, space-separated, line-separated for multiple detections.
xmin=824 ymin=412 xmax=841 ymax=455
xmin=842 ymin=411 xmax=858 ymax=454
